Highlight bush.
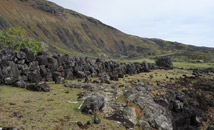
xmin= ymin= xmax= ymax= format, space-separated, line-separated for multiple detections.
xmin=0 ymin=27 xmax=42 ymax=54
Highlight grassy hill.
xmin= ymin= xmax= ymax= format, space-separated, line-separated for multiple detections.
xmin=0 ymin=0 xmax=213 ymax=62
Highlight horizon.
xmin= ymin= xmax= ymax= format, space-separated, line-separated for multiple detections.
xmin=48 ymin=0 xmax=214 ymax=48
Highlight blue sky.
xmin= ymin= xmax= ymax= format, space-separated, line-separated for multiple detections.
xmin=49 ymin=0 xmax=214 ymax=47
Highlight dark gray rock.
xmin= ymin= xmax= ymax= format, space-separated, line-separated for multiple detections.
xmin=156 ymin=57 xmax=173 ymax=69
xmin=207 ymin=126 xmax=214 ymax=130
xmin=28 ymin=71 xmax=41 ymax=83
xmin=16 ymin=51 xmax=26 ymax=60
xmin=3 ymin=61 xmax=20 ymax=85
xmin=21 ymin=48 xmax=35 ymax=62
xmin=99 ymin=73 xmax=110 ymax=84
xmin=36 ymin=55 xmax=48 ymax=66
xmin=40 ymin=65 xmax=47 ymax=78
xmin=47 ymin=57 xmax=58 ymax=71
xmin=106 ymin=107 xmax=137 ymax=128
xmin=26 ymin=81 xmax=50 ymax=92
xmin=52 ymin=71 xmax=63 ymax=84
xmin=80 ymin=96 xmax=105 ymax=114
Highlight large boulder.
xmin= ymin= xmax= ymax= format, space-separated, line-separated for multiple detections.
xmin=126 ymin=63 xmax=137 ymax=75
xmin=35 ymin=55 xmax=48 ymax=66
xmin=20 ymin=48 xmax=35 ymax=63
xmin=155 ymin=57 xmax=173 ymax=69
xmin=47 ymin=57 xmax=58 ymax=71
xmin=2 ymin=61 xmax=20 ymax=85
xmin=80 ymin=96 xmax=105 ymax=114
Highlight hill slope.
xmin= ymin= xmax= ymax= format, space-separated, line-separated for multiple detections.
xmin=0 ymin=0 xmax=213 ymax=61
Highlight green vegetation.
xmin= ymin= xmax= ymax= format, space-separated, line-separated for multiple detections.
xmin=0 ymin=27 xmax=42 ymax=54
xmin=174 ymin=62 xmax=214 ymax=68
xmin=0 ymin=82 xmax=125 ymax=130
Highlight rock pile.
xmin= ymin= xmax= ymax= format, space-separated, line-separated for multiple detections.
xmin=0 ymin=49 xmax=157 ymax=91
xmin=156 ymin=56 xmax=173 ymax=69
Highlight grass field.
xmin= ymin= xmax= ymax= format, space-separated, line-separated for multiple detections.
xmin=0 ymin=83 xmax=125 ymax=130
xmin=116 ymin=58 xmax=214 ymax=69
xmin=173 ymin=62 xmax=214 ymax=68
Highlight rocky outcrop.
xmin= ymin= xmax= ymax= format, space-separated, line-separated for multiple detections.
xmin=63 ymin=75 xmax=211 ymax=130
xmin=124 ymin=87 xmax=173 ymax=130
xmin=106 ymin=107 xmax=137 ymax=128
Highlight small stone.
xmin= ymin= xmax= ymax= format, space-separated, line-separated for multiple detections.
xmin=10 ymin=102 xmax=16 ymax=105
xmin=94 ymin=117 xmax=101 ymax=124
xmin=86 ymin=120 xmax=92 ymax=126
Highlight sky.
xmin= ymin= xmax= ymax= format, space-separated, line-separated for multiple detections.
xmin=49 ymin=0 xmax=214 ymax=48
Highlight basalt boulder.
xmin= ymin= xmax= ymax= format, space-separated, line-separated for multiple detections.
xmin=28 ymin=71 xmax=41 ymax=83
xmin=21 ymin=48 xmax=35 ymax=63
xmin=156 ymin=57 xmax=173 ymax=69
xmin=2 ymin=61 xmax=20 ymax=85
xmin=35 ymin=55 xmax=48 ymax=66
xmin=80 ymin=96 xmax=105 ymax=114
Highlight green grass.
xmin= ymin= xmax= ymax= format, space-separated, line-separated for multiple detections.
xmin=173 ymin=62 xmax=214 ymax=68
xmin=114 ymin=58 xmax=155 ymax=64
xmin=111 ymin=69 xmax=193 ymax=87
xmin=0 ymin=82 xmax=125 ymax=130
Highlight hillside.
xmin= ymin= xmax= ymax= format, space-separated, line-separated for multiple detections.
xmin=0 ymin=0 xmax=213 ymax=61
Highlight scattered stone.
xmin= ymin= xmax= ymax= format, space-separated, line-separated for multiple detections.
xmin=10 ymin=102 xmax=16 ymax=105
xmin=14 ymin=80 xmax=27 ymax=88
xmin=2 ymin=127 xmax=18 ymax=130
xmin=76 ymin=121 xmax=84 ymax=129
xmin=26 ymin=82 xmax=50 ymax=92
xmin=94 ymin=117 xmax=101 ymax=124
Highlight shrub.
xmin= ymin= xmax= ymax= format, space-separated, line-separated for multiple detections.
xmin=0 ymin=27 xmax=42 ymax=54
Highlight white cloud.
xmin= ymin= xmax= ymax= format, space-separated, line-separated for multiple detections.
xmin=49 ymin=0 xmax=214 ymax=47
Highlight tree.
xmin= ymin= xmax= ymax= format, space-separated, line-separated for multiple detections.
xmin=0 ymin=27 xmax=42 ymax=54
